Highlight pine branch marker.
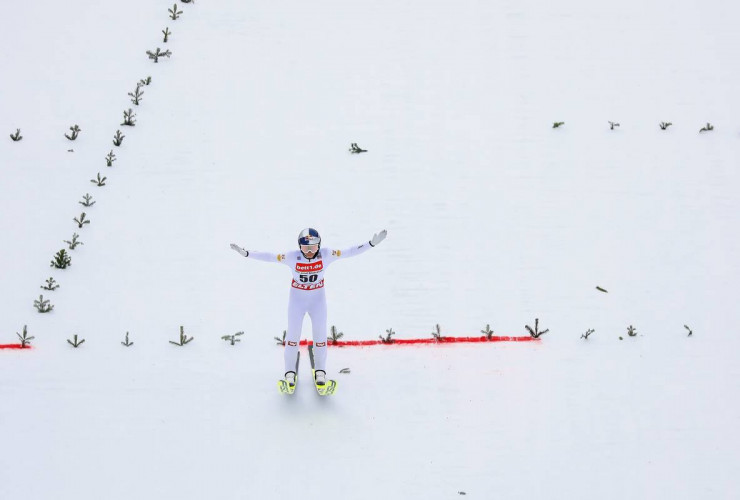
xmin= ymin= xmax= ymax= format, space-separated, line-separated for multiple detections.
xmin=274 ymin=330 xmax=286 ymax=346
xmin=34 ymin=295 xmax=54 ymax=313
xmin=67 ymin=334 xmax=85 ymax=348
xmin=79 ymin=193 xmax=96 ymax=207
xmin=221 ymin=331 xmax=244 ymax=346
xmin=627 ymin=325 xmax=638 ymax=337
xmin=699 ymin=123 xmax=714 ymax=133
xmin=121 ymin=109 xmax=136 ymax=126
xmin=64 ymin=125 xmax=82 ymax=141
xmin=481 ymin=324 xmax=495 ymax=340
xmin=659 ymin=122 xmax=672 ymax=130
xmin=91 ymin=173 xmax=107 ymax=187
xmin=684 ymin=325 xmax=693 ymax=337
xmin=553 ymin=122 xmax=565 ymax=129
xmin=50 ymin=249 xmax=72 ymax=269
xmin=162 ymin=27 xmax=172 ymax=43
xmin=17 ymin=325 xmax=35 ymax=348
xmin=169 ymin=3 xmax=183 ymax=20
xmin=10 ymin=129 xmax=23 ymax=141
xmin=581 ymin=328 xmax=595 ymax=340
xmin=139 ymin=76 xmax=152 ymax=86
xmin=113 ymin=130 xmax=125 ymax=146
xmin=73 ymin=212 xmax=90 ymax=228
xmin=129 ymin=85 xmax=144 ymax=106
xmin=64 ymin=233 xmax=83 ymax=250
xmin=608 ymin=121 xmax=620 ymax=130
xmin=169 ymin=326 xmax=194 ymax=346
xmin=41 ymin=277 xmax=60 ymax=291
xmin=330 ymin=325 xmax=344 ymax=345
xmin=525 ymin=318 xmax=549 ymax=338
xmin=146 ymin=47 xmax=172 ymax=63
xmin=339 ymin=368 xmax=351 ymax=374
xmin=121 ymin=332 xmax=134 ymax=347
xmin=105 ymin=150 xmax=117 ymax=167
xmin=379 ymin=328 xmax=396 ymax=344
xmin=431 ymin=323 xmax=443 ymax=341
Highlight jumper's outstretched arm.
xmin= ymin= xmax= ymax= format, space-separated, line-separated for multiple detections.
xmin=230 ymin=244 xmax=286 ymax=263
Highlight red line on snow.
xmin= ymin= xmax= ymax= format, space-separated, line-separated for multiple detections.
xmin=298 ymin=336 xmax=538 ymax=347
xmin=0 ymin=344 xmax=31 ymax=350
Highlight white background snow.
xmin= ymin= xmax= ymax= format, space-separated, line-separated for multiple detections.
xmin=1 ymin=0 xmax=739 ymax=498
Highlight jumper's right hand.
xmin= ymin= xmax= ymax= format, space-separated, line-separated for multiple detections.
xmin=230 ymin=244 xmax=249 ymax=257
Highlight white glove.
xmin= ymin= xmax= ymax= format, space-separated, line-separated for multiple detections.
xmin=370 ymin=229 xmax=387 ymax=247
xmin=230 ymin=243 xmax=249 ymax=257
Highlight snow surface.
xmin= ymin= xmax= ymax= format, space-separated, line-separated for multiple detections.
xmin=1 ymin=0 xmax=739 ymax=498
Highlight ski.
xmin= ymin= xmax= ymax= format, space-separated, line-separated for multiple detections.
xmin=278 ymin=351 xmax=300 ymax=395
xmin=308 ymin=344 xmax=338 ymax=396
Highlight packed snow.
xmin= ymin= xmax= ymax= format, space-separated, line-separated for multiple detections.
xmin=1 ymin=1 xmax=739 ymax=498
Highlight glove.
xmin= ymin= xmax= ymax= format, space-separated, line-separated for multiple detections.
xmin=230 ymin=243 xmax=249 ymax=257
xmin=369 ymin=229 xmax=387 ymax=247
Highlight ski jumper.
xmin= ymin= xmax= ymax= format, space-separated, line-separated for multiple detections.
xmin=246 ymin=242 xmax=372 ymax=373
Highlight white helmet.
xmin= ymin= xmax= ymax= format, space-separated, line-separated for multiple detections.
xmin=298 ymin=228 xmax=321 ymax=258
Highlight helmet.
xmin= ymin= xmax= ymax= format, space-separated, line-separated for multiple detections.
xmin=298 ymin=228 xmax=321 ymax=258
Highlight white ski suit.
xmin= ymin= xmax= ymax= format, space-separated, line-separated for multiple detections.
xmin=245 ymin=242 xmax=373 ymax=373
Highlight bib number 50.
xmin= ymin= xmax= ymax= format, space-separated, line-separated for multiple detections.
xmin=299 ymin=274 xmax=318 ymax=283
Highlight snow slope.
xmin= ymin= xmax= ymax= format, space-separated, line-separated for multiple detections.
xmin=1 ymin=1 xmax=739 ymax=498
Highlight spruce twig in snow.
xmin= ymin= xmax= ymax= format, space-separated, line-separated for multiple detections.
xmin=129 ymin=85 xmax=144 ymax=105
xmin=609 ymin=121 xmax=620 ymax=130
xmin=64 ymin=125 xmax=81 ymax=141
xmin=79 ymin=193 xmax=96 ymax=207
xmin=67 ymin=334 xmax=85 ymax=348
xmin=91 ymin=173 xmax=107 ymax=186
xmin=41 ymin=277 xmax=60 ymax=291
xmin=169 ymin=4 xmax=183 ymax=20
xmin=627 ymin=325 xmax=638 ymax=337
xmin=139 ymin=76 xmax=152 ymax=86
xmin=274 ymin=330 xmax=286 ymax=346
xmin=699 ymin=123 xmax=714 ymax=133
xmin=552 ymin=122 xmax=565 ymax=129
xmin=581 ymin=329 xmax=595 ymax=340
xmin=659 ymin=122 xmax=672 ymax=130
xmin=169 ymin=326 xmax=194 ymax=346
xmin=596 ymin=286 xmax=608 ymax=293
xmin=34 ymin=295 xmax=54 ymax=313
xmin=105 ymin=150 xmax=116 ymax=167
xmin=73 ymin=212 xmax=90 ymax=228
xmin=146 ymin=48 xmax=172 ymax=63
xmin=50 ymin=249 xmax=72 ymax=269
xmin=221 ymin=331 xmax=244 ymax=346
xmin=525 ymin=318 xmax=549 ymax=338
xmin=113 ymin=130 xmax=125 ymax=146
xmin=10 ymin=129 xmax=23 ymax=141
xmin=349 ymin=143 xmax=367 ymax=153
xmin=121 ymin=332 xmax=134 ymax=347
xmin=684 ymin=325 xmax=693 ymax=337
xmin=431 ymin=323 xmax=443 ymax=341
xmin=64 ymin=233 xmax=83 ymax=250
xmin=481 ymin=324 xmax=495 ymax=340
xmin=379 ymin=328 xmax=395 ymax=344
xmin=330 ymin=325 xmax=344 ymax=345
xmin=17 ymin=325 xmax=35 ymax=348
xmin=121 ymin=109 xmax=136 ymax=126
xmin=162 ymin=27 xmax=171 ymax=43
xmin=339 ymin=368 xmax=351 ymax=374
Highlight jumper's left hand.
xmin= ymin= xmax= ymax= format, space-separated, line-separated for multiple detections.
xmin=370 ymin=229 xmax=387 ymax=247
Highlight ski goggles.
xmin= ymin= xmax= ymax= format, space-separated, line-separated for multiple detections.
xmin=300 ymin=244 xmax=319 ymax=253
